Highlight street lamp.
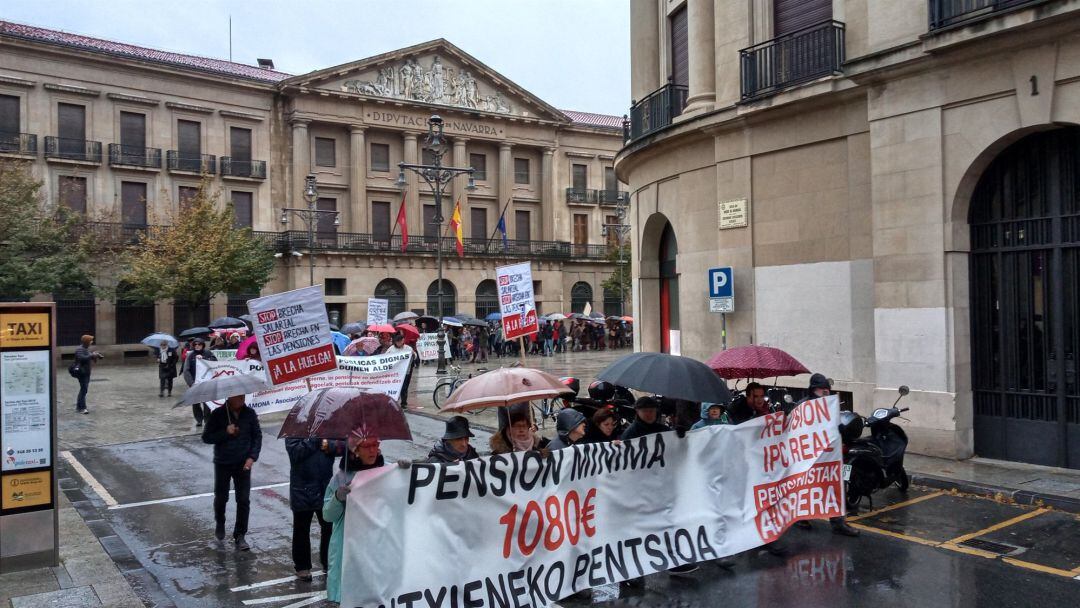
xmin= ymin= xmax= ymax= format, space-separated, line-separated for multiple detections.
xmin=279 ymin=174 xmax=340 ymax=287
xmin=399 ymin=115 xmax=476 ymax=375
xmin=602 ymin=193 xmax=631 ymax=316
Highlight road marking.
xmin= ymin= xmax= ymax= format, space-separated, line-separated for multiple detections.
xmin=109 ymin=482 xmax=289 ymax=510
xmin=848 ymin=522 xmax=941 ymax=547
xmin=1001 ymin=558 xmax=1080 ymax=579
xmin=241 ymin=591 xmax=326 ymax=605
xmin=847 ymin=490 xmax=946 ymax=522
xmin=945 ymin=507 xmax=1049 ymax=546
xmin=60 ymin=450 xmax=118 ymax=507
xmin=230 ymin=571 xmax=325 ymax=592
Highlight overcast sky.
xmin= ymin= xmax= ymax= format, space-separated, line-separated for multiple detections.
xmin=2 ymin=0 xmax=630 ymax=115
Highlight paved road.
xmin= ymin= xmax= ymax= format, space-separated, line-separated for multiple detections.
xmin=55 ymin=352 xmax=1080 ymax=606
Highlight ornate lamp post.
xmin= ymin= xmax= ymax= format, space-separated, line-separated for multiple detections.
xmin=602 ymin=193 xmax=631 ymax=315
xmin=397 ymin=115 xmax=476 ymax=374
xmin=280 ymin=174 xmax=340 ymax=287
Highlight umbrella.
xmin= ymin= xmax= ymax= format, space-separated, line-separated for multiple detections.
xmin=239 ymin=314 xmax=255 ymax=324
xmin=331 ymin=331 xmax=351 ymax=352
xmin=705 ymin=345 xmax=810 ymax=380
xmin=569 ymin=313 xmax=586 ymax=320
xmin=485 ymin=312 xmax=502 ymax=321
xmin=393 ymin=311 xmax=419 ymax=322
xmin=340 ymin=322 xmax=366 ymax=335
xmin=179 ymin=326 xmax=212 ymax=339
xmin=174 ymin=372 xmax=270 ymax=407
xmin=441 ymin=367 xmax=575 ymax=413
xmin=141 ymin=333 xmax=179 ymax=349
xmin=596 ymin=352 xmax=731 ymax=404
xmin=209 ymin=316 xmax=247 ymax=329
xmin=442 ymin=317 xmax=463 ymax=327
xmin=621 ymin=316 xmax=634 ymax=323
xmin=548 ymin=313 xmax=567 ymax=321
xmin=277 ymin=387 xmax=411 ymax=441
xmin=606 ymin=316 xmax=623 ymax=321
xmin=396 ymin=323 xmax=420 ymax=341
xmin=463 ymin=318 xmax=488 ymax=327
xmin=344 ymin=336 xmax=381 ymax=356
xmin=366 ymin=323 xmax=396 ymax=334
xmin=415 ymin=316 xmax=440 ymax=331
xmin=235 ymin=335 xmax=259 ymax=360
xmin=589 ymin=312 xmax=605 ymax=320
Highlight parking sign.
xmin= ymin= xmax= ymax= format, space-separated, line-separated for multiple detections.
xmin=708 ymin=267 xmax=734 ymax=313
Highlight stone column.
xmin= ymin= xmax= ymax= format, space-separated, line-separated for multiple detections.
xmin=452 ymin=137 xmax=469 ymax=208
xmin=349 ymin=125 xmax=366 ymax=233
xmin=498 ymin=142 xmax=514 ymax=236
xmin=403 ymin=131 xmax=420 ymax=233
xmin=541 ymin=148 xmax=556 ymax=241
xmin=630 ymin=0 xmax=661 ymax=101
xmin=684 ymin=0 xmax=716 ymax=113
xmin=290 ymin=119 xmax=310 ymax=212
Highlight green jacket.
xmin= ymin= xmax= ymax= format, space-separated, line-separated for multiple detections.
xmin=322 ymin=470 xmax=354 ymax=604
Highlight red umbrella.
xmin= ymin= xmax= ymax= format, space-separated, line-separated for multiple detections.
xmin=277 ymin=388 xmax=412 ymax=440
xmin=705 ymin=345 xmax=810 ymax=379
xmin=367 ymin=323 xmax=396 ymax=334
xmin=396 ymin=323 xmax=420 ymax=342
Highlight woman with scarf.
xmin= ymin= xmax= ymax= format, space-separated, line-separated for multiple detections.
xmin=322 ymin=429 xmax=385 ymax=604
xmin=156 ymin=340 xmax=179 ymax=398
xmin=489 ymin=403 xmax=548 ymax=454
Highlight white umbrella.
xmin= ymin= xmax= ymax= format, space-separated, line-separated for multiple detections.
xmin=173 ymin=373 xmax=270 ymax=407
xmin=548 ymin=313 xmax=568 ymax=321
xmin=392 ymin=311 xmax=419 ymax=321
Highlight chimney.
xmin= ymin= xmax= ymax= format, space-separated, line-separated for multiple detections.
xmin=257 ymin=58 xmax=275 ymax=70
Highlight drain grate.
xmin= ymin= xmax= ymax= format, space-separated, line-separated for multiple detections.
xmin=959 ymin=538 xmax=1024 ymax=555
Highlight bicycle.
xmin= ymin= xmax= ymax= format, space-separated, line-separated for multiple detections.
xmin=432 ymin=364 xmax=469 ymax=410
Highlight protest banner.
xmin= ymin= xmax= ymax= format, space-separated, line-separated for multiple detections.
xmin=366 ymin=298 xmax=389 ymax=325
xmin=496 ymin=262 xmax=538 ymax=340
xmin=415 ymin=332 xmax=452 ymax=361
xmin=194 ymin=351 xmax=412 ymax=413
xmin=340 ymin=396 xmax=844 ymax=606
xmin=248 ymin=286 xmax=335 ymax=385
xmin=210 ymin=349 xmax=236 ymax=361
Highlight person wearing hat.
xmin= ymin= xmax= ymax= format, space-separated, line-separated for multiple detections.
xmin=619 ymin=396 xmax=671 ymax=441
xmin=72 ymin=334 xmax=104 ymax=414
xmin=547 ymin=408 xmax=588 ymax=451
xmin=426 ymin=416 xmax=480 ymax=463
xmin=490 ymin=403 xmax=548 ymax=454
xmin=182 ymin=338 xmax=217 ymax=426
xmin=323 ymin=428 xmax=385 ymax=603
xmin=691 ymin=402 xmax=727 ymax=431
xmin=202 ymin=393 xmax=261 ymax=551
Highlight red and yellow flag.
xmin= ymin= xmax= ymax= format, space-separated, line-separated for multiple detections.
xmin=449 ymin=199 xmax=464 ymax=257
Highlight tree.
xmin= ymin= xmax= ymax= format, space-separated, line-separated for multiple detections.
xmin=601 ymin=242 xmax=631 ymax=308
xmin=119 ymin=180 xmax=275 ymax=327
xmin=0 ymin=160 xmax=102 ymax=301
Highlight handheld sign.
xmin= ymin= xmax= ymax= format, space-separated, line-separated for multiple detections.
xmin=496 ymin=262 xmax=538 ymax=340
xmin=248 ymin=286 xmax=336 ymax=385
xmin=366 ymin=298 xmax=389 ymax=325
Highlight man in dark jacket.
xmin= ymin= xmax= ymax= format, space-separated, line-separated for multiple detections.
xmin=183 ymin=339 xmax=217 ymax=426
xmin=286 ymin=438 xmax=343 ymax=580
xmin=73 ymin=334 xmax=104 ymax=414
xmin=547 ymin=409 xmax=587 ymax=450
xmin=202 ymin=394 xmax=262 ymax=550
xmin=157 ymin=341 xmax=179 ymax=398
xmin=426 ymin=416 xmax=480 ymax=463
xmin=620 ymin=397 xmax=671 ymax=440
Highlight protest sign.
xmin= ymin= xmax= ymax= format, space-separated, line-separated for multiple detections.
xmin=366 ymin=298 xmax=389 ymax=325
xmin=194 ymin=351 xmax=412 ymax=413
xmin=415 ymin=332 xmax=452 ymax=361
xmin=340 ymin=396 xmax=844 ymax=606
xmin=248 ymin=286 xmax=335 ymax=385
xmin=210 ymin=349 xmax=236 ymax=361
xmin=496 ymin=262 xmax=538 ymax=340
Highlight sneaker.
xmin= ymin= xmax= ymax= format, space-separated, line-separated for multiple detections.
xmin=831 ymin=521 xmax=860 ymax=537
xmin=296 ymin=569 xmax=312 ymax=582
xmin=215 ymin=522 xmax=225 ymax=541
xmin=234 ymin=535 xmax=250 ymax=551
xmin=80 ymin=409 xmax=89 ymax=415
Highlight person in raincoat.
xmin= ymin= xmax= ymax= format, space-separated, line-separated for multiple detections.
xmin=323 ymin=429 xmax=385 ymax=604
xmin=691 ymin=402 xmax=726 ymax=430
xmin=425 ymin=416 xmax=480 ymax=463
xmin=489 ymin=403 xmax=548 ymax=454
xmin=547 ymin=408 xmax=587 ymax=450
xmin=157 ymin=340 xmax=179 ymax=398
xmin=619 ymin=397 xmax=671 ymax=440
xmin=286 ymin=437 xmax=343 ymax=581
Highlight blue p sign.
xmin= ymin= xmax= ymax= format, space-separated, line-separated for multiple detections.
xmin=708 ymin=267 xmax=733 ymax=299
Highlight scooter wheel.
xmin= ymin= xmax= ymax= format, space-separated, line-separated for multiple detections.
xmin=844 ymin=482 xmax=862 ymax=511
xmin=896 ymin=467 xmax=910 ymax=492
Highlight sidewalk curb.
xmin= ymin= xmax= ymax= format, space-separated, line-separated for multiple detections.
xmin=910 ymin=472 xmax=1080 ymax=514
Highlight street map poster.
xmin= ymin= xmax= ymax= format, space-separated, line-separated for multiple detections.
xmin=341 ymin=396 xmax=845 ymax=606
xmin=367 ymin=298 xmax=389 ymax=325
xmin=248 ymin=286 xmax=336 ymax=385
xmin=497 ymin=262 xmax=538 ymax=340
xmin=1 ymin=350 xmax=51 ymax=471
xmin=195 ymin=351 xmax=412 ymax=413
xmin=416 ymin=333 xmax=452 ymax=361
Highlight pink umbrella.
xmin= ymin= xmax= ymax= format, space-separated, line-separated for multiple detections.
xmin=705 ymin=345 xmax=810 ymax=379
xmin=344 ymin=336 xmax=381 ymax=356
xmin=235 ymin=335 xmax=260 ymax=360
xmin=366 ymin=323 xmax=396 ymax=334
xmin=441 ymin=367 xmax=574 ymax=413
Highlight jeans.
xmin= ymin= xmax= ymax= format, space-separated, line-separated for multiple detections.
xmin=543 ymin=338 xmax=553 ymax=356
xmin=76 ymin=374 xmax=90 ymax=411
xmin=292 ymin=509 xmax=332 ymax=572
xmin=213 ymin=462 xmax=251 ymax=538
xmin=399 ymin=367 xmax=413 ymax=408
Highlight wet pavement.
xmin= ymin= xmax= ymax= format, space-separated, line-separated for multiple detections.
xmin=49 ymin=351 xmax=1080 ymax=607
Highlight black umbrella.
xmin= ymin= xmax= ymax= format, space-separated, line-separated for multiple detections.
xmin=340 ymin=322 xmax=366 ymax=335
xmin=209 ymin=316 xmax=246 ymax=329
xmin=415 ymin=316 xmax=440 ymax=332
xmin=463 ymin=318 xmax=488 ymax=327
xmin=239 ymin=314 xmax=255 ymax=323
xmin=596 ymin=352 xmax=731 ymax=404
xmin=179 ymin=326 xmax=212 ymax=338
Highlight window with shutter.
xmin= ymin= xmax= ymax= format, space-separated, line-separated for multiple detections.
xmin=230 ymin=127 xmax=252 ymax=162
xmin=423 ymin=204 xmax=437 ymax=239
xmin=0 ymin=95 xmax=18 ymax=135
xmin=471 ymin=207 xmax=487 ymax=240
xmin=514 ymin=158 xmax=530 ymax=184
xmin=315 ymin=137 xmax=336 ymax=167
xmin=120 ymin=112 xmax=145 ymax=149
xmin=573 ymin=214 xmax=588 ymax=245
xmin=177 ymin=120 xmax=201 ymax=156
xmin=470 ymin=153 xmax=487 ymax=180
xmin=514 ymin=209 xmax=531 ymax=241
xmin=317 ymin=198 xmax=337 ymax=242
xmin=370 ymin=143 xmax=390 ymax=172
xmin=669 ymin=6 xmax=689 ymax=87
xmin=773 ymin=0 xmax=831 ymax=36
xmin=572 ymin=164 xmax=588 ymax=190
xmin=605 ymin=167 xmax=617 ymax=192
xmin=121 ymin=182 xmax=147 ymax=226
xmin=231 ymin=191 xmax=253 ymax=228
xmin=58 ymin=103 xmax=85 ymax=141
xmin=178 ymin=186 xmax=199 ymax=214
xmin=372 ymin=200 xmax=391 ymax=242
xmin=59 ymin=176 xmax=87 ymax=214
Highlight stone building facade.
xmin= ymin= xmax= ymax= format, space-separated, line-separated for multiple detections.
xmin=0 ymin=21 xmax=629 ymax=354
xmin=617 ymin=0 xmax=1080 ymax=469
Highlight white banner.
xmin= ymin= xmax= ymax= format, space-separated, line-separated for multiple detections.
xmin=209 ymin=349 xmax=236 ymax=361
xmin=248 ymin=286 xmax=336 ymax=385
xmin=341 ymin=396 xmax=844 ymax=606
xmin=367 ymin=298 xmax=389 ymax=325
xmin=415 ymin=332 xmax=452 ymax=361
xmin=497 ymin=262 xmax=538 ymax=340
xmin=194 ymin=351 xmax=412 ymax=413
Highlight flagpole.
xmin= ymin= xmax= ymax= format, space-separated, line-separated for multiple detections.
xmin=485 ymin=196 xmax=513 ymax=253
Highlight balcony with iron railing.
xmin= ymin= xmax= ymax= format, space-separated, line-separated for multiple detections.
xmin=928 ymin=0 xmax=1046 ymax=30
xmin=740 ymin=20 xmax=846 ymax=101
xmin=566 ymin=187 xmax=597 ymax=204
xmin=0 ymin=132 xmax=37 ymax=156
xmin=108 ymin=144 xmax=162 ymax=169
xmin=598 ymin=189 xmax=629 ymax=205
xmin=44 ymin=136 xmax=102 ymax=163
xmin=220 ymin=157 xmax=266 ymax=179
xmin=166 ymin=151 xmax=217 ymax=174
xmin=625 ymin=82 xmax=689 ymax=143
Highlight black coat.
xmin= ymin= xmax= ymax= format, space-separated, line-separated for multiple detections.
xmin=157 ymin=349 xmax=179 ymax=379
xmin=201 ymin=405 xmax=262 ymax=465
xmin=620 ymin=417 xmax=671 ymax=441
xmin=182 ymin=348 xmax=217 ymax=386
xmin=285 ymin=438 xmax=343 ymax=512
xmin=425 ymin=441 xmax=480 ymax=464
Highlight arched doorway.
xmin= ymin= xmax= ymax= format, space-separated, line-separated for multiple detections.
xmin=659 ymin=222 xmax=678 ymax=354
xmin=570 ymin=282 xmax=593 ymax=314
xmin=474 ymin=280 xmax=499 ymax=319
xmin=374 ymin=279 xmax=407 ymax=318
xmin=970 ymin=128 xmax=1080 ymax=469
xmin=426 ymin=279 xmax=456 ymax=318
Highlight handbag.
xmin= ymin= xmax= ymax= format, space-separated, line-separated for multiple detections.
xmin=68 ymin=362 xmax=81 ymax=378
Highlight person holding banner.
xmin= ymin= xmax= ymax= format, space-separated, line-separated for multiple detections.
xmin=384 ymin=332 xmax=415 ymax=409
xmin=182 ymin=339 xmax=217 ymax=426
xmin=286 ymin=438 xmax=344 ymax=581
xmin=425 ymin=416 xmax=479 ymax=463
xmin=547 ymin=408 xmax=587 ymax=450
xmin=202 ymin=394 xmax=262 ymax=551
xmin=323 ymin=429 xmax=385 ymax=604
xmin=619 ymin=397 xmax=671 ymax=441
xmin=489 ymin=403 xmax=548 ymax=454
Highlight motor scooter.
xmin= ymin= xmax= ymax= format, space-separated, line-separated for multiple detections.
xmin=839 ymin=386 xmax=911 ymax=510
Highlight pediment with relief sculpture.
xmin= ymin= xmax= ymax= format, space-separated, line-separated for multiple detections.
xmin=284 ymin=39 xmax=568 ymax=123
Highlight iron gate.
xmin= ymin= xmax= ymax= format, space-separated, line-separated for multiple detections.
xmin=970 ymin=129 xmax=1080 ymax=469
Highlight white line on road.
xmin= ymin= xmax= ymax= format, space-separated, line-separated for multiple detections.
xmin=109 ymin=482 xmax=290 ymax=510
xmin=230 ymin=570 xmax=325 ymax=592
xmin=241 ymin=591 xmax=325 ymax=606
xmin=279 ymin=595 xmax=326 ymax=608
xmin=60 ymin=450 xmax=119 ymax=507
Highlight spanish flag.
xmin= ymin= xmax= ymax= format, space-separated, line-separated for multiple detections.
xmin=449 ymin=199 xmax=464 ymax=257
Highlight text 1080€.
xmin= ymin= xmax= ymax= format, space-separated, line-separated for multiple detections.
xmin=498 ymin=489 xmax=597 ymax=558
